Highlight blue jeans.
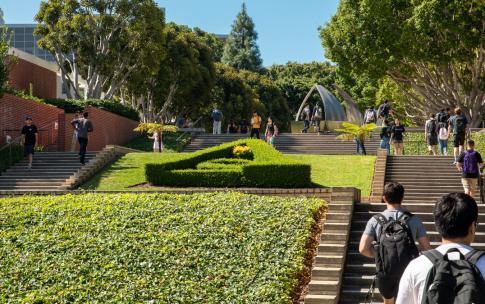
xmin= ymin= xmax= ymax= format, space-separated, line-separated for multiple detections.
xmin=380 ymin=137 xmax=390 ymax=154
xmin=439 ymin=139 xmax=448 ymax=155
xmin=355 ymin=139 xmax=367 ymax=155
xmin=78 ymin=137 xmax=88 ymax=164
xmin=302 ymin=120 xmax=310 ymax=133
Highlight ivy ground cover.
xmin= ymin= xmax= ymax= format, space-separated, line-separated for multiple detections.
xmin=0 ymin=192 xmax=325 ymax=303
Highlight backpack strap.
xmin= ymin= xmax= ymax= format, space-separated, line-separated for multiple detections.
xmin=423 ymin=249 xmax=443 ymax=264
xmin=397 ymin=211 xmax=413 ymax=224
xmin=465 ymin=249 xmax=485 ymax=265
xmin=373 ymin=214 xmax=388 ymax=227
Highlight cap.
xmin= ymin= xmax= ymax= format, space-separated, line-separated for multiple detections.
xmin=25 ymin=115 xmax=32 ymax=121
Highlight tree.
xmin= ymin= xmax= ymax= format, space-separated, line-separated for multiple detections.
xmin=321 ymin=0 xmax=485 ymax=126
xmin=124 ymin=23 xmax=215 ymax=123
xmin=221 ymin=3 xmax=262 ymax=72
xmin=336 ymin=122 xmax=378 ymax=155
xmin=193 ymin=28 xmax=224 ymax=62
xmin=35 ymin=0 xmax=166 ymax=100
xmin=0 ymin=8 xmax=5 ymax=25
xmin=0 ymin=26 xmax=14 ymax=97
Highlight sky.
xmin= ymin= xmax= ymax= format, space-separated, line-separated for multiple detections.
xmin=1 ymin=0 xmax=340 ymax=66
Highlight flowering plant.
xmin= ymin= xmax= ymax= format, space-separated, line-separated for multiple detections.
xmin=233 ymin=145 xmax=253 ymax=159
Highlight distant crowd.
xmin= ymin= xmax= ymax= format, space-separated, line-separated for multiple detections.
xmin=210 ymin=108 xmax=278 ymax=147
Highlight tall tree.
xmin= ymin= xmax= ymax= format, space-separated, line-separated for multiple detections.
xmin=321 ymin=0 xmax=485 ymax=126
xmin=0 ymin=8 xmax=4 ymax=25
xmin=221 ymin=3 xmax=262 ymax=72
xmin=0 ymin=26 xmax=14 ymax=97
xmin=124 ymin=23 xmax=215 ymax=123
xmin=35 ymin=0 xmax=166 ymax=100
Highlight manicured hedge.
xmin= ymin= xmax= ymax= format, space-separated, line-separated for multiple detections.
xmin=0 ymin=193 xmax=325 ymax=303
xmin=145 ymin=139 xmax=312 ymax=187
xmin=0 ymin=144 xmax=23 ymax=173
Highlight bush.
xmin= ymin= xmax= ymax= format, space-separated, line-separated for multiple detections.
xmin=0 ymin=144 xmax=22 ymax=173
xmin=145 ymin=139 xmax=312 ymax=187
xmin=196 ymin=158 xmax=250 ymax=170
xmin=0 ymin=193 xmax=325 ymax=303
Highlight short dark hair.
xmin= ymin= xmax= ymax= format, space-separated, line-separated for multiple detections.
xmin=468 ymin=140 xmax=475 ymax=147
xmin=83 ymin=112 xmax=89 ymax=118
xmin=446 ymin=107 xmax=451 ymax=111
xmin=441 ymin=108 xmax=445 ymax=112
xmin=430 ymin=113 xmax=435 ymax=118
xmin=384 ymin=119 xmax=389 ymax=125
xmin=384 ymin=100 xmax=389 ymax=103
xmin=434 ymin=193 xmax=478 ymax=239
xmin=455 ymin=108 xmax=462 ymax=115
xmin=383 ymin=182 xmax=404 ymax=205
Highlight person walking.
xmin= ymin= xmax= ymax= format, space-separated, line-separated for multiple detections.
xmin=448 ymin=107 xmax=468 ymax=164
xmin=456 ymin=140 xmax=484 ymax=197
xmin=359 ymin=182 xmax=431 ymax=304
xmin=312 ymin=104 xmax=323 ymax=134
xmin=301 ymin=105 xmax=311 ymax=133
xmin=396 ymin=193 xmax=485 ymax=304
xmin=377 ymin=100 xmax=391 ymax=121
xmin=424 ymin=113 xmax=438 ymax=155
xmin=21 ymin=115 xmax=38 ymax=170
xmin=391 ymin=118 xmax=405 ymax=155
xmin=436 ymin=108 xmax=450 ymax=128
xmin=211 ymin=108 xmax=223 ymax=134
xmin=77 ymin=112 xmax=94 ymax=165
xmin=438 ymin=123 xmax=449 ymax=155
xmin=265 ymin=117 xmax=278 ymax=147
xmin=70 ymin=111 xmax=82 ymax=152
xmin=380 ymin=119 xmax=391 ymax=154
xmin=364 ymin=106 xmax=378 ymax=124
xmin=149 ymin=131 xmax=163 ymax=153
xmin=250 ymin=111 xmax=262 ymax=139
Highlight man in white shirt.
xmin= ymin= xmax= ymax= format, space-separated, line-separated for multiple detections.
xmin=396 ymin=192 xmax=485 ymax=304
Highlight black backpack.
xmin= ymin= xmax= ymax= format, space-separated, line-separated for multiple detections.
xmin=373 ymin=211 xmax=419 ymax=278
xmin=421 ymin=248 xmax=485 ymax=304
xmin=427 ymin=119 xmax=437 ymax=135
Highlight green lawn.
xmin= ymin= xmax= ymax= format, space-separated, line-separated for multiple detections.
xmin=82 ymin=152 xmax=376 ymax=195
xmin=288 ymin=155 xmax=376 ymax=196
xmin=0 ymin=193 xmax=324 ymax=303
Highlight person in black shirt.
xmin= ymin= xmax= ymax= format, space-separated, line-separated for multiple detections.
xmin=391 ymin=118 xmax=405 ymax=155
xmin=226 ymin=120 xmax=238 ymax=134
xmin=21 ymin=116 xmax=38 ymax=170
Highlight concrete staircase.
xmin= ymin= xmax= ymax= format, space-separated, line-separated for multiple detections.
xmin=0 ymin=152 xmax=96 ymax=191
xmin=184 ymin=133 xmax=381 ymax=155
xmin=338 ymin=156 xmax=484 ymax=303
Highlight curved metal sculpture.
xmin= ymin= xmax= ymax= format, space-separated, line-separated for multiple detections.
xmin=333 ymin=84 xmax=364 ymax=125
xmin=296 ymin=84 xmax=347 ymax=122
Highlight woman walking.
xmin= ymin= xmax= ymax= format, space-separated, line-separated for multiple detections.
xmin=391 ymin=118 xmax=405 ymax=155
xmin=380 ymin=119 xmax=391 ymax=154
xmin=265 ymin=117 xmax=278 ymax=147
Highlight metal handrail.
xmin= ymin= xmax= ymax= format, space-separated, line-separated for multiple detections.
xmin=175 ymin=116 xmax=205 ymax=141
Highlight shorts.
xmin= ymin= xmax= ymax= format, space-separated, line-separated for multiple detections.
xmin=453 ymin=133 xmax=466 ymax=147
xmin=376 ymin=273 xmax=399 ymax=300
xmin=393 ymin=140 xmax=403 ymax=149
xmin=462 ymin=178 xmax=478 ymax=192
xmin=427 ymin=135 xmax=438 ymax=146
xmin=23 ymin=144 xmax=35 ymax=156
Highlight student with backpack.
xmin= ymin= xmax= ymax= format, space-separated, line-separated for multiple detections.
xmin=378 ymin=100 xmax=391 ymax=121
xmin=436 ymin=108 xmax=450 ymax=128
xmin=456 ymin=140 xmax=484 ymax=197
xmin=212 ymin=108 xmax=223 ymax=134
xmin=448 ymin=108 xmax=468 ymax=164
xmin=301 ymin=105 xmax=311 ymax=133
xmin=364 ymin=106 xmax=378 ymax=124
xmin=396 ymin=192 xmax=485 ymax=304
xmin=391 ymin=119 xmax=405 ymax=155
xmin=438 ymin=124 xmax=449 ymax=155
xmin=359 ymin=182 xmax=431 ymax=304
xmin=312 ymin=104 xmax=323 ymax=134
xmin=425 ymin=113 xmax=438 ymax=155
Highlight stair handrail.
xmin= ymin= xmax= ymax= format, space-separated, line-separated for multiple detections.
xmin=176 ymin=116 xmax=205 ymax=141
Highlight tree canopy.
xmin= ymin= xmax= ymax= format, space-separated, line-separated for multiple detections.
xmin=0 ymin=8 xmax=4 ymax=25
xmin=321 ymin=0 xmax=485 ymax=126
xmin=35 ymin=0 xmax=166 ymax=100
xmin=221 ymin=3 xmax=263 ymax=72
xmin=0 ymin=26 xmax=12 ymax=97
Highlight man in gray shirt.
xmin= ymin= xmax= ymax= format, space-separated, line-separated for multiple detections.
xmin=75 ymin=112 xmax=94 ymax=165
xmin=359 ymin=182 xmax=431 ymax=304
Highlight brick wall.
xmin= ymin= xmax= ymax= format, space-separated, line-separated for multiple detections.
xmin=60 ymin=106 xmax=139 ymax=152
xmin=9 ymin=58 xmax=58 ymax=99
xmin=0 ymin=94 xmax=139 ymax=151
xmin=0 ymin=94 xmax=63 ymax=146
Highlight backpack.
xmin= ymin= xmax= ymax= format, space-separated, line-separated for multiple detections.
xmin=373 ymin=212 xmax=419 ymax=278
xmin=212 ymin=110 xmax=222 ymax=122
xmin=421 ymin=248 xmax=485 ymax=304
xmin=439 ymin=127 xmax=448 ymax=140
xmin=365 ymin=110 xmax=376 ymax=123
xmin=463 ymin=150 xmax=479 ymax=175
xmin=427 ymin=119 xmax=437 ymax=135
xmin=378 ymin=103 xmax=390 ymax=117
xmin=453 ymin=115 xmax=466 ymax=134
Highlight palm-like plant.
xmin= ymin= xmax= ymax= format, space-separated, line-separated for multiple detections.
xmin=336 ymin=122 xmax=379 ymax=155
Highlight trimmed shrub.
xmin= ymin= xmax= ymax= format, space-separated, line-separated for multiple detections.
xmin=145 ymin=139 xmax=312 ymax=188
xmin=197 ymin=158 xmax=251 ymax=170
xmin=0 ymin=193 xmax=325 ymax=302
